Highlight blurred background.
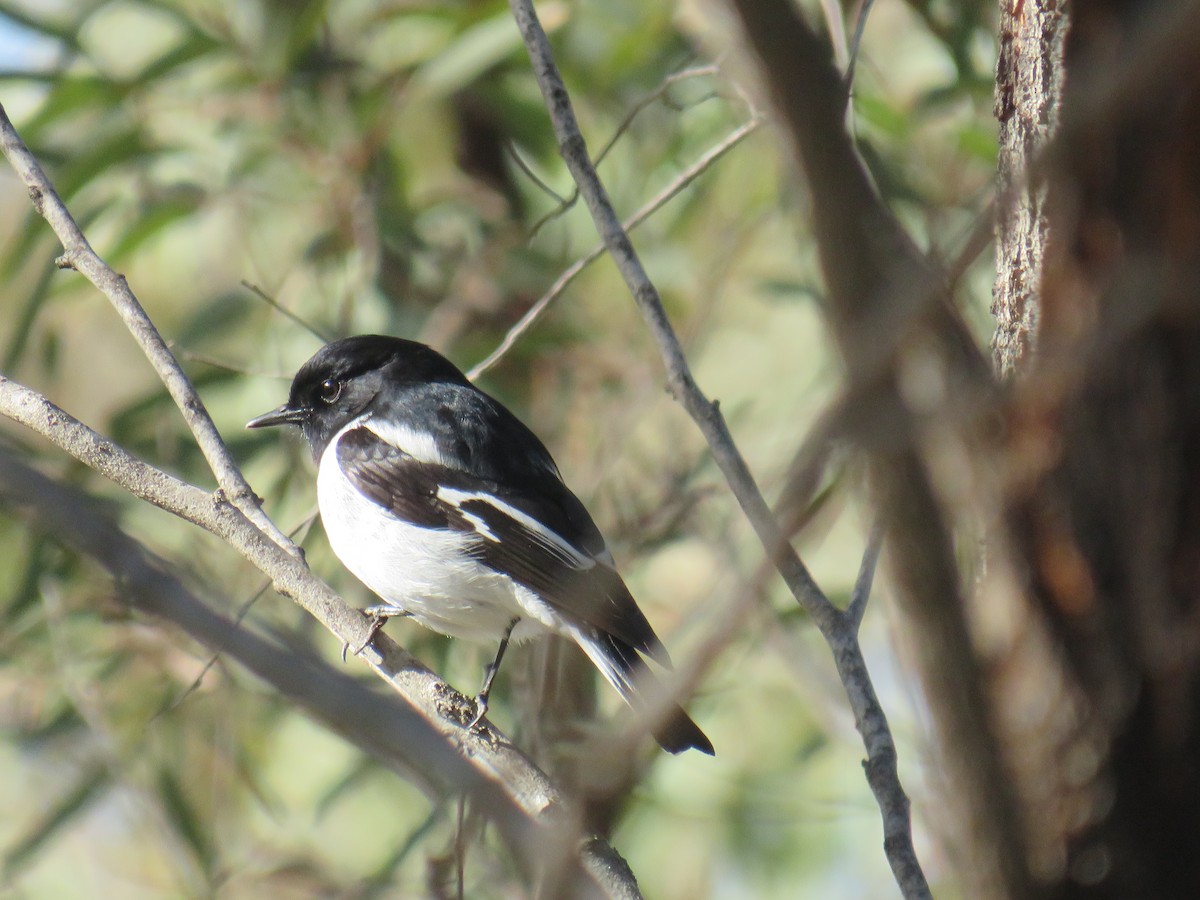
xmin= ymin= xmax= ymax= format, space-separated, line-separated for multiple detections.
xmin=0 ymin=0 xmax=998 ymax=896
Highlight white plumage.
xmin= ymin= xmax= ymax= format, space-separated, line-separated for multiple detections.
xmin=247 ymin=334 xmax=713 ymax=754
xmin=317 ymin=417 xmax=560 ymax=644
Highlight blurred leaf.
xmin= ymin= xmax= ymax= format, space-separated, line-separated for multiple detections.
xmin=176 ymin=289 xmax=254 ymax=346
xmin=359 ymin=804 xmax=446 ymax=900
xmin=18 ymin=76 xmax=127 ymax=143
xmin=107 ymin=368 xmax=238 ymax=475
xmin=15 ymin=703 xmax=87 ymax=747
xmin=3 ymin=532 xmax=53 ymax=623
xmin=283 ymin=0 xmax=331 ymax=69
xmin=1 ymin=244 xmax=57 ymax=373
xmin=107 ymin=188 xmax=206 ymax=262
xmin=0 ymin=69 xmax=58 ymax=83
xmin=853 ymin=92 xmax=911 ymax=140
xmin=234 ymin=745 xmax=283 ymax=819
xmin=314 ymin=755 xmax=376 ymax=819
xmin=409 ymin=12 xmax=526 ymax=100
xmin=2 ymin=764 xmax=110 ymax=877
xmin=156 ymin=767 xmax=214 ymax=877
xmin=957 ymin=123 xmax=998 ymax=162
xmin=0 ymin=1 xmax=87 ymax=53
xmin=56 ymin=127 xmax=156 ymax=200
xmin=135 ymin=29 xmax=223 ymax=85
xmin=856 ymin=138 xmax=927 ymax=206
xmin=754 ymin=277 xmax=824 ymax=306
xmin=357 ymin=13 xmax=456 ymax=75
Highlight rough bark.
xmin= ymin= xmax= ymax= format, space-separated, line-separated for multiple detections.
xmin=993 ymin=0 xmax=1068 ymax=374
xmin=996 ymin=0 xmax=1200 ymax=895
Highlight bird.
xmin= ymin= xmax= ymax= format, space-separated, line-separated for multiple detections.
xmin=247 ymin=335 xmax=713 ymax=755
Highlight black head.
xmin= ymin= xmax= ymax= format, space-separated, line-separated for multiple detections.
xmin=247 ymin=335 xmax=470 ymax=458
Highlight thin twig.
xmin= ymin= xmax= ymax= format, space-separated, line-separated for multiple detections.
xmin=470 ymin=115 xmax=762 ymax=379
xmin=846 ymin=0 xmax=878 ymax=86
xmin=723 ymin=0 xmax=1023 ymax=895
xmin=240 ymin=280 xmax=333 ymax=343
xmin=507 ymin=1 xmax=927 ymax=895
xmin=527 ymin=62 xmax=724 ymax=240
xmin=0 ymin=103 xmax=296 ymax=556
xmin=506 ymin=141 xmax=569 ymax=205
xmin=848 ymin=520 xmax=885 ymax=631
xmin=592 ymin=64 xmax=721 ymax=167
xmin=170 ymin=346 xmax=289 ymax=379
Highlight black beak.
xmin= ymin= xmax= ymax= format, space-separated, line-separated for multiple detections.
xmin=246 ymin=404 xmax=306 ymax=429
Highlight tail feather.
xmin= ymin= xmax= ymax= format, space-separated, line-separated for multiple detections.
xmin=573 ymin=629 xmax=714 ymax=756
xmin=654 ymin=704 xmax=714 ymax=756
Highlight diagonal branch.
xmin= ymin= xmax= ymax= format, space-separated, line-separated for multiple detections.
xmin=0 ymin=97 xmax=648 ymax=896
xmin=848 ymin=520 xmax=885 ymax=632
xmin=0 ymin=448 xmax=621 ymax=898
xmin=0 ymin=376 xmax=637 ymax=898
xmin=506 ymin=1 xmax=928 ymax=895
xmin=0 ymin=102 xmax=294 ymax=554
xmin=507 ymin=0 xmax=834 ymax=627
xmin=525 ymin=62 xmax=726 ymax=239
xmin=469 ymin=114 xmax=762 ymax=380
xmin=722 ymin=1 xmax=1029 ymax=897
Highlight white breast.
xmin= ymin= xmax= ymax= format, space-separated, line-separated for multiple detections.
xmin=316 ymin=421 xmax=552 ymax=644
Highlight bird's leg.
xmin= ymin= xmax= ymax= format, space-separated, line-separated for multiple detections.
xmin=341 ymin=606 xmax=412 ymax=662
xmin=468 ymin=618 xmax=519 ymax=729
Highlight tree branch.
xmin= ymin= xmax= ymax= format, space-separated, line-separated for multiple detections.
xmin=506 ymin=1 xmax=928 ymax=895
xmin=0 ymin=448 xmax=638 ymax=898
xmin=0 ymin=101 xmax=294 ymax=554
xmin=469 ymin=115 xmax=762 ymax=380
xmin=721 ymin=1 xmax=1030 ymax=897
xmin=0 ymin=347 xmax=635 ymax=898
xmin=0 ymin=374 xmax=521 ymax=775
xmin=848 ymin=521 xmax=885 ymax=632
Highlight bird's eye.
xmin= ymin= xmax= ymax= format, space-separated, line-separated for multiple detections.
xmin=319 ymin=379 xmax=342 ymax=403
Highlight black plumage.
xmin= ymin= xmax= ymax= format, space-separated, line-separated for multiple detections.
xmin=249 ymin=335 xmax=712 ymax=755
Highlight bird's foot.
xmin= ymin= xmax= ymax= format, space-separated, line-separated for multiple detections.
xmin=465 ymin=619 xmax=516 ymax=730
xmin=340 ymin=607 xmax=409 ymax=662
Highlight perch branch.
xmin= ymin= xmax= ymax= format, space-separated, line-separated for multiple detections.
xmin=0 ymin=449 xmax=627 ymax=899
xmin=0 ymin=361 xmax=635 ymax=899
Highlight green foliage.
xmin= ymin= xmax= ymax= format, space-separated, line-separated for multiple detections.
xmin=0 ymin=0 xmax=996 ymax=895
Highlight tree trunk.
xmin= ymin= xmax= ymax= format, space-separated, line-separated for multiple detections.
xmin=993 ymin=0 xmax=1200 ymax=895
xmin=994 ymin=0 xmax=1067 ymax=374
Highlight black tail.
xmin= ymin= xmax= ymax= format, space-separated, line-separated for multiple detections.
xmin=653 ymin=704 xmax=715 ymax=756
xmin=579 ymin=632 xmax=715 ymax=755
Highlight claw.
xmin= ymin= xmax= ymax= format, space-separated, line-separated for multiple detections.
xmin=340 ymin=611 xmax=391 ymax=662
xmin=467 ymin=693 xmax=489 ymax=730
xmin=465 ymin=618 xmax=518 ymax=731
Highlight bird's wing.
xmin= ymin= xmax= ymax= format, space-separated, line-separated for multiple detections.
xmin=335 ymin=425 xmax=669 ymax=665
